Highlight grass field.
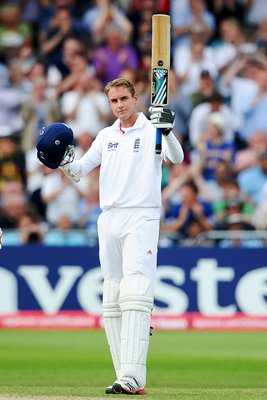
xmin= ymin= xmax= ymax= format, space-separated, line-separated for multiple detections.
xmin=0 ymin=329 xmax=267 ymax=400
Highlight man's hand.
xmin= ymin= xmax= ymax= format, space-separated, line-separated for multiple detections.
xmin=59 ymin=145 xmax=81 ymax=183
xmin=60 ymin=145 xmax=75 ymax=167
xmin=149 ymin=106 xmax=175 ymax=134
xmin=59 ymin=164 xmax=81 ymax=183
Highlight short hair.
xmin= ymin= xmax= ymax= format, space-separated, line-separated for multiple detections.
xmin=183 ymin=179 xmax=198 ymax=195
xmin=104 ymin=78 xmax=136 ymax=97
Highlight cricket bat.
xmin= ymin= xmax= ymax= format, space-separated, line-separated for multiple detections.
xmin=151 ymin=14 xmax=171 ymax=155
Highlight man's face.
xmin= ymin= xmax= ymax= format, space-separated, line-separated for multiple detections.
xmin=107 ymin=86 xmax=138 ymax=122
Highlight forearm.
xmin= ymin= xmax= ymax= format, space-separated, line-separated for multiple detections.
xmin=62 ymin=152 xmax=100 ymax=180
xmin=173 ymin=24 xmax=192 ymax=38
xmin=162 ymin=170 xmax=188 ymax=204
xmin=161 ymin=218 xmax=183 ymax=232
xmin=42 ymin=186 xmax=65 ymax=203
xmin=41 ymin=31 xmax=65 ymax=55
xmin=196 ymin=215 xmax=213 ymax=230
xmin=163 ymin=132 xmax=184 ymax=164
xmin=111 ymin=8 xmax=133 ymax=42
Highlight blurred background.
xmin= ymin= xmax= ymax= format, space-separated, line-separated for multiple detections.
xmin=0 ymin=0 xmax=267 ymax=330
xmin=0 ymin=0 xmax=266 ymax=248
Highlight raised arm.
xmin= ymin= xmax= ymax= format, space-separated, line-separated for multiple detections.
xmin=149 ymin=106 xmax=184 ymax=163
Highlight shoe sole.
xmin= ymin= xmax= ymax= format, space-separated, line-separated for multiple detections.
xmin=112 ymin=383 xmax=146 ymax=395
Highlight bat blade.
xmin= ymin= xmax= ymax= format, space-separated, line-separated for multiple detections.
xmin=151 ymin=14 xmax=171 ymax=154
xmin=151 ymin=68 xmax=169 ymax=105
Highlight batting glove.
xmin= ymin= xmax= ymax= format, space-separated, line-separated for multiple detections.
xmin=60 ymin=145 xmax=75 ymax=166
xmin=149 ymin=106 xmax=175 ymax=134
xmin=59 ymin=164 xmax=80 ymax=183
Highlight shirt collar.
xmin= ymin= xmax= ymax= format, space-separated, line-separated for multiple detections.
xmin=112 ymin=112 xmax=147 ymax=133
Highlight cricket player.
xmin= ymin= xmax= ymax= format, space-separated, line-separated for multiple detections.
xmin=36 ymin=78 xmax=184 ymax=395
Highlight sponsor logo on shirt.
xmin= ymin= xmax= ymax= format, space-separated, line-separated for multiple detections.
xmin=108 ymin=142 xmax=118 ymax=151
xmin=133 ymin=138 xmax=140 ymax=152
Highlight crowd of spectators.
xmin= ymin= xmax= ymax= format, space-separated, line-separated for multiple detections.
xmin=0 ymin=0 xmax=267 ymax=247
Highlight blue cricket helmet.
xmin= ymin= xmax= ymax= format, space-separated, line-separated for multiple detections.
xmin=36 ymin=122 xmax=74 ymax=169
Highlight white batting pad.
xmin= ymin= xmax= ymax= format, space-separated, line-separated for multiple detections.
xmin=119 ymin=274 xmax=154 ymax=388
xmin=102 ymin=279 xmax=122 ymax=379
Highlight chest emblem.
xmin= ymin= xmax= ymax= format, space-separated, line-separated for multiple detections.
xmin=133 ymin=138 xmax=141 ymax=152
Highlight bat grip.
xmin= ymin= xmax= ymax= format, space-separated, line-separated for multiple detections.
xmin=155 ymin=127 xmax=162 ymax=154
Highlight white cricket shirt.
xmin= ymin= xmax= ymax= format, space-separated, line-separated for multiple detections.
xmin=70 ymin=112 xmax=184 ymax=210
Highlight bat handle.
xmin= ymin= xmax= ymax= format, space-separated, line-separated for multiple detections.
xmin=155 ymin=127 xmax=162 ymax=154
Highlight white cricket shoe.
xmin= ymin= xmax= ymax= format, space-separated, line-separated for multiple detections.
xmin=112 ymin=376 xmax=146 ymax=395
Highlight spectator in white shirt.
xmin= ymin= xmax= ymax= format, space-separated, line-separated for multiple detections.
xmin=189 ymin=93 xmax=239 ymax=150
xmin=61 ymin=72 xmax=111 ymax=138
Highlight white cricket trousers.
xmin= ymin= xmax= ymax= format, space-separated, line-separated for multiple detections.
xmin=97 ymin=207 xmax=160 ymax=284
